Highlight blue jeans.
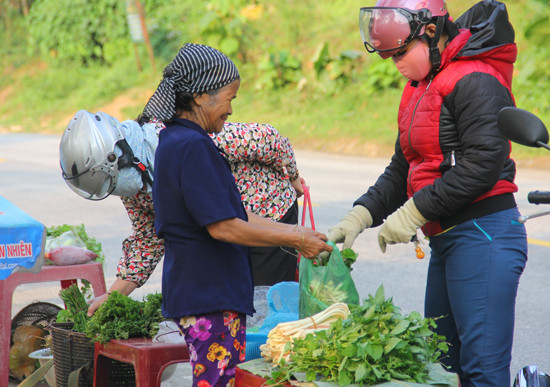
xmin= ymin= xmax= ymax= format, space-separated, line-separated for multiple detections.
xmin=426 ymin=208 xmax=527 ymax=387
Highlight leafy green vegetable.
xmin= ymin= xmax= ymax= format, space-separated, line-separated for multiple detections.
xmin=56 ymin=283 xmax=90 ymax=332
xmin=142 ymin=292 xmax=164 ymax=338
xmin=85 ymin=291 xmax=164 ymax=344
xmin=341 ymin=248 xmax=358 ymax=269
xmin=268 ymin=285 xmax=448 ymax=386
xmin=315 ymin=247 xmax=358 ymax=269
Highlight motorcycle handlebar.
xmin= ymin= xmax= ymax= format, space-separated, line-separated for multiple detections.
xmin=527 ymin=191 xmax=550 ymax=204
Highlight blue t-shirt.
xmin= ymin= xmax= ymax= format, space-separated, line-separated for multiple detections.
xmin=153 ymin=118 xmax=254 ymax=318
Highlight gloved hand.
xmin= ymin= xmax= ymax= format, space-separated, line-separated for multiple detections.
xmin=328 ymin=205 xmax=373 ymax=249
xmin=378 ymin=198 xmax=427 ymax=253
xmin=317 ymin=206 xmax=372 ymax=264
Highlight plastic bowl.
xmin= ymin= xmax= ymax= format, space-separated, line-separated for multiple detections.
xmin=28 ymin=348 xmax=56 ymax=387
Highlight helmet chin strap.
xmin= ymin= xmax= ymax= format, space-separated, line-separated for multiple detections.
xmin=116 ymin=138 xmax=154 ymax=189
xmin=421 ymin=16 xmax=445 ymax=75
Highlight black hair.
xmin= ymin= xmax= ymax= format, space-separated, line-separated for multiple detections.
xmin=174 ymin=91 xmax=196 ymax=113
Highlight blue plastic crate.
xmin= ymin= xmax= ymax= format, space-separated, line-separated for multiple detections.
xmin=245 ymin=332 xmax=268 ymax=361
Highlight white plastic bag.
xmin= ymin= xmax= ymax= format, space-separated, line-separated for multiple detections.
xmin=246 ymin=286 xmax=271 ymax=329
xmin=45 ymin=229 xmax=86 ymax=252
xmin=152 ymin=321 xmax=185 ymax=381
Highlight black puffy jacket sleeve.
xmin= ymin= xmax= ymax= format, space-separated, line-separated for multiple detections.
xmin=353 ymin=136 xmax=409 ymax=227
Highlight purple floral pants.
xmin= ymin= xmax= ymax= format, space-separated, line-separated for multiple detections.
xmin=175 ymin=311 xmax=247 ymax=387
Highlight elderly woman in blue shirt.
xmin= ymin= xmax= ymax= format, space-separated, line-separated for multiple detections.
xmin=143 ymin=43 xmax=332 ymax=387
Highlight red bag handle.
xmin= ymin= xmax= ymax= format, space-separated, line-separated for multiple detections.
xmin=296 ymin=186 xmax=315 ymax=281
xmin=300 ymin=185 xmax=315 ymax=230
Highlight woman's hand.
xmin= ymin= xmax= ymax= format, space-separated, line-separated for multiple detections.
xmin=209 ymin=215 xmax=332 ymax=259
xmin=86 ymin=278 xmax=138 ymax=317
xmin=87 ymin=293 xmax=110 ymax=317
xmin=292 ymin=177 xmax=306 ymax=198
xmin=298 ymin=228 xmax=333 ymax=259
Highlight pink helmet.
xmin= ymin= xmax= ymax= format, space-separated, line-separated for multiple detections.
xmin=376 ymin=0 xmax=447 ymax=17
xmin=359 ymin=0 xmax=448 ymax=58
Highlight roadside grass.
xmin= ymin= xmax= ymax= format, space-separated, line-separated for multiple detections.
xmin=0 ymin=57 xmax=161 ymax=132
xmin=230 ymin=77 xmax=401 ymax=157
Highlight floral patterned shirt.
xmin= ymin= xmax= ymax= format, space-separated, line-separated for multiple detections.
xmin=211 ymin=122 xmax=299 ymax=220
xmin=116 ymin=122 xmax=299 ymax=286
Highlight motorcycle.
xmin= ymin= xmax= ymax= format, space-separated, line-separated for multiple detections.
xmin=499 ymin=107 xmax=550 ymax=222
xmin=497 ymin=106 xmax=550 ymax=387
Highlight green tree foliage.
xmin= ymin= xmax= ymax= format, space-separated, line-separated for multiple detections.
xmin=312 ymin=43 xmax=363 ymax=84
xmin=255 ymin=50 xmax=302 ymax=90
xmin=196 ymin=0 xmax=256 ymax=62
xmin=27 ymin=0 xmax=130 ymax=65
xmin=514 ymin=0 xmax=550 ymax=118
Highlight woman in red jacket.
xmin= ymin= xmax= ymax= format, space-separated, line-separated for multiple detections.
xmin=328 ymin=1 xmax=528 ymax=385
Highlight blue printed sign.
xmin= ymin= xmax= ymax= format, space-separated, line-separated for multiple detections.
xmin=0 ymin=196 xmax=45 ymax=280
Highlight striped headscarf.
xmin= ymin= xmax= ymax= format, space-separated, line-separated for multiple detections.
xmin=142 ymin=43 xmax=240 ymax=122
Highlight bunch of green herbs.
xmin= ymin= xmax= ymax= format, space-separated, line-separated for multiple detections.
xmin=269 ymin=285 xmax=448 ymax=386
xmin=56 ymin=283 xmax=90 ymax=332
xmin=85 ymin=291 xmax=163 ymax=344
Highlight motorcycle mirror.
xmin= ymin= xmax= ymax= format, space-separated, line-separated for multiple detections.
xmin=498 ymin=107 xmax=550 ymax=149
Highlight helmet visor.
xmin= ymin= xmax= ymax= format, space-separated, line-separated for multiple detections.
xmin=359 ymin=7 xmax=431 ymax=59
xmin=62 ymin=166 xmax=116 ymax=201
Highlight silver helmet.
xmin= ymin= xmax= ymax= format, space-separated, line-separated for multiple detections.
xmin=59 ymin=110 xmax=124 ymax=200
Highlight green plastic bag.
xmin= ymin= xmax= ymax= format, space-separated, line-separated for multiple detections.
xmin=299 ymin=242 xmax=360 ymax=318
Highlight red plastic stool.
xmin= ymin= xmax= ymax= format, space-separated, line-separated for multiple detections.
xmin=0 ymin=262 xmax=106 ymax=387
xmin=235 ymin=366 xmax=292 ymax=387
xmin=93 ymin=338 xmax=190 ymax=387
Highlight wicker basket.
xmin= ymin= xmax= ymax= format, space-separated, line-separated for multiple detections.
xmin=49 ymin=322 xmax=136 ymax=386
xmin=49 ymin=322 xmax=94 ymax=387
xmin=11 ymin=302 xmax=61 ymax=345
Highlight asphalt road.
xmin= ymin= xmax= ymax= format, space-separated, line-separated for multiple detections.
xmin=2 ymin=132 xmax=549 ymax=385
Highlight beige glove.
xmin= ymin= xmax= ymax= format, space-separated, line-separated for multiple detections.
xmin=328 ymin=205 xmax=373 ymax=250
xmin=378 ymin=198 xmax=427 ymax=253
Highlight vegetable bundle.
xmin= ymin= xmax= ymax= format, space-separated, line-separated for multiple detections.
xmin=85 ymin=291 xmax=163 ymax=343
xmin=269 ymin=285 xmax=448 ymax=386
xmin=56 ymin=283 xmax=91 ymax=332
xmin=260 ymin=302 xmax=350 ymax=364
